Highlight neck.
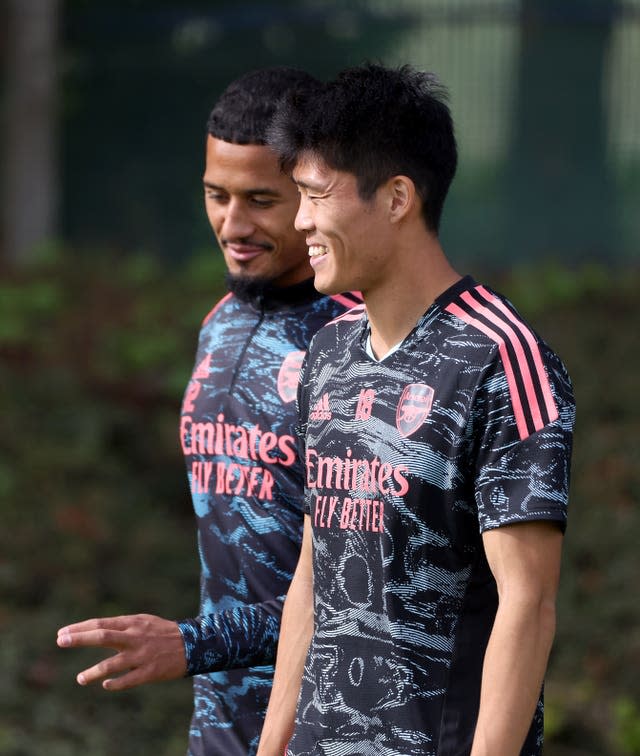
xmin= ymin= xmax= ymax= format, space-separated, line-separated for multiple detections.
xmin=364 ymin=236 xmax=460 ymax=359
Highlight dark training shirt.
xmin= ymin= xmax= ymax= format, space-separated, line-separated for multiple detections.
xmin=290 ymin=276 xmax=575 ymax=756
xmin=177 ymin=279 xmax=361 ymax=756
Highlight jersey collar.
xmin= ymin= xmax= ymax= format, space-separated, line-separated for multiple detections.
xmin=358 ymin=275 xmax=478 ymax=355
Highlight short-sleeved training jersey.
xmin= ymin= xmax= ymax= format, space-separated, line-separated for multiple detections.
xmin=291 ymin=276 xmax=575 ymax=756
xmin=177 ymin=279 xmax=361 ymax=756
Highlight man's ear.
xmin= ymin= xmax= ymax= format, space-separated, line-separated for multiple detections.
xmin=387 ymin=175 xmax=416 ymax=223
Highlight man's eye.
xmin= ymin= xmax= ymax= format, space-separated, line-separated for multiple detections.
xmin=205 ymin=191 xmax=226 ymax=202
xmin=251 ymin=198 xmax=275 ymax=208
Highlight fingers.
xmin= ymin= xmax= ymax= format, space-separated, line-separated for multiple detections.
xmin=73 ymin=645 xmax=184 ymax=690
xmin=57 ymin=615 xmax=134 ymax=642
xmin=57 ymin=614 xmax=157 ymax=649
xmin=102 ymin=666 xmax=152 ymax=692
xmin=57 ymin=627 xmax=127 ymax=650
xmin=71 ymin=641 xmax=170 ymax=689
xmin=57 ymin=614 xmax=187 ymax=691
xmin=57 ymin=616 xmax=142 ymax=688
xmin=76 ymin=652 xmax=131 ymax=687
xmin=75 ymin=654 xmax=153 ymax=690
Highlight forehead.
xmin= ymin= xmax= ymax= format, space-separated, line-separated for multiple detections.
xmin=292 ymin=152 xmax=334 ymax=187
xmin=293 ymin=152 xmax=360 ymax=197
xmin=292 ymin=153 xmax=360 ymax=202
xmin=203 ymin=136 xmax=292 ymax=193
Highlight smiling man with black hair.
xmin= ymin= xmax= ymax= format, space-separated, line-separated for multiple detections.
xmin=258 ymin=63 xmax=575 ymax=756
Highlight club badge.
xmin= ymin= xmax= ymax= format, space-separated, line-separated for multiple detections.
xmin=277 ymin=350 xmax=305 ymax=403
xmin=396 ymin=383 xmax=434 ymax=437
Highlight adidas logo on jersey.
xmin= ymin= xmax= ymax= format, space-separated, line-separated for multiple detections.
xmin=310 ymin=392 xmax=332 ymax=421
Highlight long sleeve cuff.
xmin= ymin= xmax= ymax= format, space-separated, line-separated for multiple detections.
xmin=178 ymin=596 xmax=284 ymax=677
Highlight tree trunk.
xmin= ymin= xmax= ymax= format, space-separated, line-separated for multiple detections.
xmin=2 ymin=0 xmax=60 ymax=265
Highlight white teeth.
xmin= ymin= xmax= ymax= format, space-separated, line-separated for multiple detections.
xmin=309 ymin=245 xmax=327 ymax=257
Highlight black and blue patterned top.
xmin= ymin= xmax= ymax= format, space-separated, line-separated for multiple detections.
xmin=178 ymin=278 xmax=361 ymax=756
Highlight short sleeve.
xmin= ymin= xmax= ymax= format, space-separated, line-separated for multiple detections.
xmin=473 ymin=344 xmax=575 ymax=533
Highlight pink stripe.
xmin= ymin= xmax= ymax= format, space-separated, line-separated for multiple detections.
xmin=446 ymin=302 xmax=530 ymax=440
xmin=460 ymin=291 xmax=545 ymax=431
xmin=476 ymin=286 xmax=558 ymax=423
xmin=330 ymin=292 xmax=361 ymax=309
xmin=330 ymin=303 xmax=366 ymax=325
xmin=203 ymin=292 xmax=233 ymax=326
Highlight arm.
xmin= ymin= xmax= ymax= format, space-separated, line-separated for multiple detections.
xmin=470 ymin=520 xmax=563 ymax=756
xmin=257 ymin=515 xmax=314 ymax=756
xmin=57 ymin=596 xmax=288 ymax=689
xmin=179 ymin=596 xmax=283 ymax=675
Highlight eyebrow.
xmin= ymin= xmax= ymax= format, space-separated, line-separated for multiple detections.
xmin=203 ymin=181 xmax=281 ymax=197
xmin=293 ymin=177 xmax=326 ymax=192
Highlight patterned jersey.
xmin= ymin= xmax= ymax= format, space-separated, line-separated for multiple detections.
xmin=291 ymin=276 xmax=575 ymax=756
xmin=177 ymin=279 xmax=362 ymax=756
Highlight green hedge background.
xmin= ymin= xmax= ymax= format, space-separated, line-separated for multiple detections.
xmin=1 ymin=253 xmax=638 ymax=755
xmin=3 ymin=4 xmax=640 ymax=753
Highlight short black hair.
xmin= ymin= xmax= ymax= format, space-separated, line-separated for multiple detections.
xmin=268 ymin=63 xmax=457 ymax=233
xmin=207 ymin=67 xmax=319 ymax=146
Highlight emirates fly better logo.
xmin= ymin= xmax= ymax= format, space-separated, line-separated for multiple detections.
xmin=396 ymin=383 xmax=435 ymax=437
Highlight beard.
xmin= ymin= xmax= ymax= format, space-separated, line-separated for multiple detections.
xmin=225 ymin=272 xmax=276 ymax=303
xmin=225 ymin=272 xmax=317 ymax=310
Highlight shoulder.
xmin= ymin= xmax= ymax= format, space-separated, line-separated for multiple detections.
xmin=298 ymin=301 xmax=366 ymax=385
xmin=201 ymin=291 xmax=236 ymax=327
xmin=308 ymin=291 xmax=364 ymax=323
xmin=324 ymin=291 xmax=363 ymax=312
xmin=445 ymin=282 xmax=574 ymax=440
xmin=312 ymin=300 xmax=367 ymax=346
xmin=299 ymin=293 xmax=366 ymax=353
xmin=442 ymin=281 xmax=567 ymax=374
xmin=443 ymin=283 xmax=537 ymax=345
xmin=281 ymin=290 xmax=362 ymax=339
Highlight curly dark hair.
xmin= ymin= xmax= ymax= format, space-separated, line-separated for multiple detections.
xmin=268 ymin=63 xmax=457 ymax=233
xmin=207 ymin=66 xmax=320 ymax=146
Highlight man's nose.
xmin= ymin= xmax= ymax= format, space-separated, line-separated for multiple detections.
xmin=221 ymin=198 xmax=254 ymax=239
xmin=295 ymin=197 xmax=313 ymax=232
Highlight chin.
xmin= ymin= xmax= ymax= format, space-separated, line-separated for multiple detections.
xmin=312 ymin=280 xmax=336 ymax=295
xmin=312 ymin=273 xmax=340 ymax=296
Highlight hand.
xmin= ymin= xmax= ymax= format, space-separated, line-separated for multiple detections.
xmin=56 ymin=613 xmax=188 ymax=691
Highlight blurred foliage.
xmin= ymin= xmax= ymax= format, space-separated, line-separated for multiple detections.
xmin=0 ymin=248 xmax=227 ymax=755
xmin=500 ymin=262 xmax=640 ymax=756
xmin=59 ymin=1 xmax=412 ymax=260
xmin=1 ymin=251 xmax=639 ymax=755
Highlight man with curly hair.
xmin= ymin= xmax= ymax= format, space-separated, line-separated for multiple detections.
xmin=57 ymin=67 xmax=361 ymax=756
